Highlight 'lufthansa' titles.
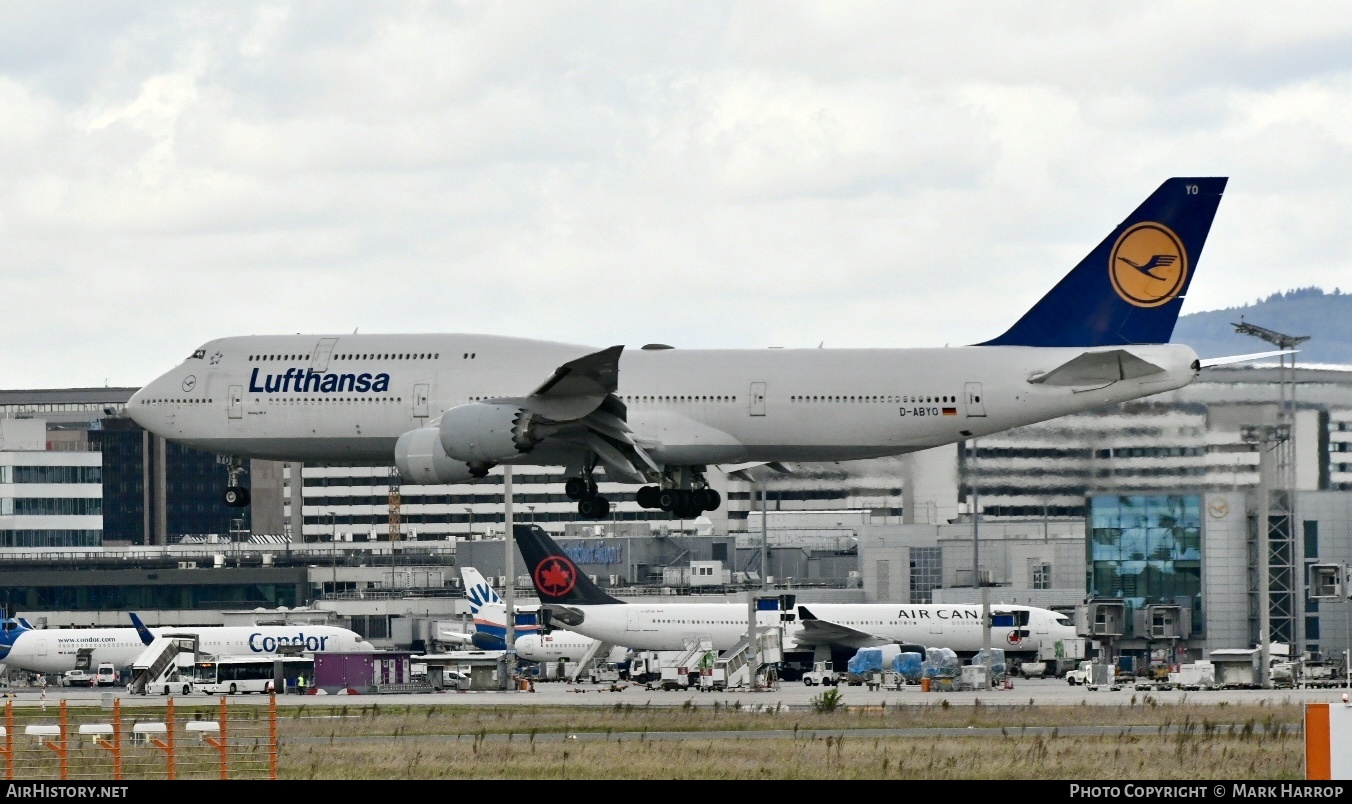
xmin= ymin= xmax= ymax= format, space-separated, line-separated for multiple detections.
xmin=248 ymin=367 xmax=391 ymax=394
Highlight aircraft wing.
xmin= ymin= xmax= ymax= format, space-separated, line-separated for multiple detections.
xmin=492 ymin=346 xmax=661 ymax=483
xmin=1027 ymin=349 xmax=1166 ymax=388
xmin=719 ymin=461 xmax=795 ymax=482
xmin=791 ymin=606 xmax=894 ymax=650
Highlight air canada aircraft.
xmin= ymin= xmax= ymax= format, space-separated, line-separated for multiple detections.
xmin=128 ymin=177 xmax=1274 ymax=520
xmin=0 ymin=614 xmax=373 ymax=676
xmin=512 ymin=524 xmax=1077 ymax=663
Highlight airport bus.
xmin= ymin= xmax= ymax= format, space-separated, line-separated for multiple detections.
xmin=191 ymin=656 xmax=314 ymax=695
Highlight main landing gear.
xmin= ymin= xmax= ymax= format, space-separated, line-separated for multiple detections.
xmin=223 ymin=457 xmax=250 ymax=508
xmin=635 ymin=485 xmax=721 ymax=519
xmin=566 ymin=476 xmax=610 ymax=519
xmin=564 ymin=464 xmax=723 ymax=521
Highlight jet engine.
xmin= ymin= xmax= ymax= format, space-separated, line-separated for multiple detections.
xmin=439 ymin=402 xmax=540 ymax=464
xmin=394 ymin=426 xmax=480 ymax=484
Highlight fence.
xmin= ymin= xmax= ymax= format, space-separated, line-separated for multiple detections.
xmin=0 ymin=696 xmax=278 ymax=779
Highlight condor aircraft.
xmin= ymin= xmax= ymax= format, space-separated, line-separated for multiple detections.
xmin=0 ymin=614 xmax=373 ymax=676
xmin=126 ymin=178 xmax=1268 ymax=520
xmin=513 ymin=524 xmax=1075 ymax=663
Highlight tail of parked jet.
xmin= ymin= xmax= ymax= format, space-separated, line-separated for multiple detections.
xmin=459 ymin=565 xmax=540 ymax=649
xmin=0 ymin=618 xmax=30 ymax=661
xmin=129 ymin=613 xmax=155 ymax=646
xmin=979 ymin=177 xmax=1226 ymax=348
xmin=512 ymin=524 xmax=622 ymax=606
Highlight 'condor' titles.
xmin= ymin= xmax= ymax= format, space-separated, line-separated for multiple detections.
xmin=248 ymin=367 xmax=392 ymax=394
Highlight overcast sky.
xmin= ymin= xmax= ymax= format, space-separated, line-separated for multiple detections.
xmin=3 ymin=2 xmax=1350 ymax=389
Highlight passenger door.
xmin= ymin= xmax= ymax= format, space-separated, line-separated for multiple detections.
xmin=964 ymin=382 xmax=986 ymax=417
xmin=311 ymin=338 xmax=338 ymax=372
xmin=749 ymin=382 xmax=767 ymax=416
xmin=412 ymin=383 xmax=430 ymax=422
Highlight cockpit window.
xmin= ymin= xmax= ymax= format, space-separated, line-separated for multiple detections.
xmin=190 ymin=349 xmax=206 ymax=360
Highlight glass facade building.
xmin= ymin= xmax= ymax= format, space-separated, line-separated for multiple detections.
xmin=1087 ymin=494 xmax=1204 ymax=635
xmin=93 ymin=418 xmax=249 ymax=544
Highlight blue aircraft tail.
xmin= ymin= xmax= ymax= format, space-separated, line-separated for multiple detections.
xmin=460 ymin=566 xmax=541 ymax=650
xmin=128 ymin=613 xmax=155 ymax=646
xmin=0 ymin=618 xmax=29 ymax=660
xmin=979 ymin=177 xmax=1227 ymax=347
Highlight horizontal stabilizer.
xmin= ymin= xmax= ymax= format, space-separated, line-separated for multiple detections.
xmin=1028 ymin=349 xmax=1165 ymax=387
xmin=1199 ymin=349 xmax=1297 ymax=368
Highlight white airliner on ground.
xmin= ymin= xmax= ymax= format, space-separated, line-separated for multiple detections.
xmin=126 ymin=178 xmax=1269 ymax=521
xmin=512 ymin=523 xmax=1075 ymax=663
xmin=0 ymin=614 xmax=374 ymax=675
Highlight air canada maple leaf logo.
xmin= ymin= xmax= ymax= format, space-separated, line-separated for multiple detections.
xmin=534 ymin=557 xmax=577 ymax=598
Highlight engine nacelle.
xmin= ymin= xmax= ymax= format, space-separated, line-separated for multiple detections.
xmin=394 ymin=426 xmax=480 ymax=485
xmin=439 ymin=402 xmax=538 ymax=464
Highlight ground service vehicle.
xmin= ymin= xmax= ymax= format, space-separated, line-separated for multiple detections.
xmin=802 ymin=661 xmax=839 ymax=687
xmin=61 ymin=669 xmax=93 ymax=687
xmin=94 ymin=663 xmax=118 ymax=687
xmin=191 ymin=656 xmax=314 ymax=695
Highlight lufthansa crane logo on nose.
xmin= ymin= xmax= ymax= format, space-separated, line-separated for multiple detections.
xmin=1109 ymin=222 xmax=1188 ymax=308
xmin=534 ymin=557 xmax=577 ymax=598
xmin=181 ymin=375 xmax=197 ymax=392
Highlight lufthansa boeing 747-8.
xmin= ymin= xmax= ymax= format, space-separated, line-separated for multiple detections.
xmin=128 ymin=177 xmax=1264 ymax=519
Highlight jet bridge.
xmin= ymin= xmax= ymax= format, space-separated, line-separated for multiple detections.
xmin=128 ymin=635 xmax=201 ymax=695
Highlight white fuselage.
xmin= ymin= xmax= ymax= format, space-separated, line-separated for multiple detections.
xmin=555 ymin=602 xmax=1076 ymax=656
xmin=512 ymin=632 xmax=626 ymax=664
xmin=126 ymin=334 xmax=1199 ymax=466
xmin=0 ymin=625 xmax=373 ymax=675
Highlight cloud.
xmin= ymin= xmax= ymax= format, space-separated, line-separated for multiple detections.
xmin=2 ymin=2 xmax=1351 ymax=387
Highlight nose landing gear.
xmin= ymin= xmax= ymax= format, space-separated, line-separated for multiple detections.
xmin=222 ymin=457 xmax=250 ymax=508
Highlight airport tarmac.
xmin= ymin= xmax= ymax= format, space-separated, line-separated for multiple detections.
xmin=12 ymin=677 xmax=1351 ymax=709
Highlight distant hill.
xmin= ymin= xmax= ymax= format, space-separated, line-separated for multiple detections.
xmin=1173 ymin=287 xmax=1352 ymax=366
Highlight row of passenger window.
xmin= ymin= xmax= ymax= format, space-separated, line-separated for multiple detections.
xmin=265 ymin=397 xmax=404 ymax=405
xmin=250 ymin=352 xmax=441 ymax=362
xmin=791 ymin=394 xmax=956 ymax=404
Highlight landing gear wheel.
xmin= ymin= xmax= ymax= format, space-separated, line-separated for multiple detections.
xmin=578 ymin=496 xmax=610 ymax=519
xmin=565 ymin=478 xmax=588 ymax=501
xmin=224 ymin=486 xmax=250 ymax=508
xmin=697 ymin=488 xmax=721 ymax=511
xmin=636 ymin=486 xmax=661 ymax=509
xmin=657 ymin=489 xmax=678 ymax=511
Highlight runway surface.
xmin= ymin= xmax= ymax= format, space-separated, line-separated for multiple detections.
xmin=11 ymin=677 xmax=1350 ymax=709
